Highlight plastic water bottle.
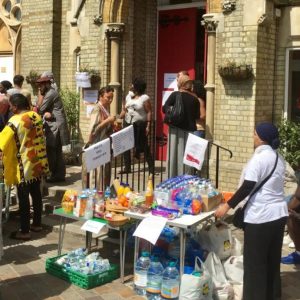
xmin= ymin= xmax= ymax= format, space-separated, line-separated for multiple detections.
xmin=84 ymin=192 xmax=94 ymax=219
xmin=104 ymin=186 xmax=111 ymax=200
xmin=161 ymin=262 xmax=180 ymax=300
xmin=146 ymin=256 xmax=164 ymax=299
xmin=134 ymin=251 xmax=151 ymax=296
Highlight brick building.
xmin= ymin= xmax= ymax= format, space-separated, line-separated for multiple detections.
xmin=0 ymin=0 xmax=300 ymax=189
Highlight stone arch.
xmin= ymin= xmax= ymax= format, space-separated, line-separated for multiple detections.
xmin=102 ymin=0 xmax=130 ymax=23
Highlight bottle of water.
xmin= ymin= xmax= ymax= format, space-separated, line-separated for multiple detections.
xmin=104 ymin=186 xmax=111 ymax=200
xmin=161 ymin=262 xmax=180 ymax=300
xmin=146 ymin=256 xmax=164 ymax=300
xmin=84 ymin=192 xmax=94 ymax=219
xmin=134 ymin=251 xmax=151 ymax=296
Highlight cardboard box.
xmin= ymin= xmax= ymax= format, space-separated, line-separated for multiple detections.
xmin=201 ymin=193 xmax=222 ymax=212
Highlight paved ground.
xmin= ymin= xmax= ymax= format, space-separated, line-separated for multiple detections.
xmin=1 ymin=166 xmax=300 ymax=300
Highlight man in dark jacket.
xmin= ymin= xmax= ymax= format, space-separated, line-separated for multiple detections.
xmin=36 ymin=76 xmax=70 ymax=182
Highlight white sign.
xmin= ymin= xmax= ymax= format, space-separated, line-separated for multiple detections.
xmin=83 ymin=89 xmax=98 ymax=103
xmin=162 ymin=90 xmax=173 ymax=106
xmin=164 ymin=73 xmax=178 ymax=90
xmin=84 ymin=138 xmax=111 ymax=172
xmin=111 ymin=125 xmax=134 ymax=157
xmin=183 ymin=133 xmax=208 ymax=170
xmin=133 ymin=216 xmax=167 ymax=245
xmin=75 ymin=72 xmax=91 ymax=88
xmin=81 ymin=220 xmax=106 ymax=234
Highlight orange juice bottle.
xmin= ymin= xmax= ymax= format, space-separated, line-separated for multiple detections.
xmin=145 ymin=175 xmax=154 ymax=207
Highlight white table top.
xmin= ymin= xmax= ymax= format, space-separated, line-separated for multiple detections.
xmin=124 ymin=210 xmax=215 ymax=229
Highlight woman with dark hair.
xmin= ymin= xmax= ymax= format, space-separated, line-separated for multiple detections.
xmin=215 ymin=122 xmax=288 ymax=300
xmin=0 ymin=80 xmax=13 ymax=95
xmin=119 ymin=78 xmax=154 ymax=174
xmin=87 ymin=86 xmax=115 ymax=188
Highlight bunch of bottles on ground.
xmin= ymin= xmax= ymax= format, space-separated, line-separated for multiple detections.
xmin=134 ymin=251 xmax=180 ymax=300
xmin=55 ymin=248 xmax=111 ymax=275
xmin=155 ymin=175 xmax=219 ymax=215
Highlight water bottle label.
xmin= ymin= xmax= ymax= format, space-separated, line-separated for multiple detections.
xmin=134 ymin=273 xmax=147 ymax=287
xmin=161 ymin=284 xmax=179 ymax=298
xmin=146 ymin=280 xmax=161 ymax=294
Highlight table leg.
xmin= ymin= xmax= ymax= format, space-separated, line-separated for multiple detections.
xmin=179 ymin=228 xmax=186 ymax=278
xmin=86 ymin=231 xmax=92 ymax=253
xmin=133 ymin=222 xmax=140 ymax=270
xmin=58 ymin=216 xmax=66 ymax=255
xmin=119 ymin=230 xmax=127 ymax=283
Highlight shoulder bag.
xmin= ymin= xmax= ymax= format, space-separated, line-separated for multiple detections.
xmin=232 ymin=152 xmax=279 ymax=229
xmin=163 ymin=92 xmax=184 ymax=126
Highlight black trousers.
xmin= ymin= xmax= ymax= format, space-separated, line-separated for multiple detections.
xmin=17 ymin=180 xmax=42 ymax=234
xmin=46 ymin=134 xmax=66 ymax=179
xmin=243 ymin=217 xmax=287 ymax=300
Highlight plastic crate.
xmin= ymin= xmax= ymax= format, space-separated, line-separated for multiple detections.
xmin=45 ymin=254 xmax=119 ymax=289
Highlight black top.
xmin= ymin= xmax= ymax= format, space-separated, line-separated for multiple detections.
xmin=0 ymin=109 xmax=13 ymax=132
xmin=163 ymin=91 xmax=200 ymax=131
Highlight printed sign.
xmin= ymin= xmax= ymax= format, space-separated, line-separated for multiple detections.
xmin=81 ymin=220 xmax=106 ymax=234
xmin=183 ymin=133 xmax=208 ymax=170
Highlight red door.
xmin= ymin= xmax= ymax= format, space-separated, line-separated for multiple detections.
xmin=156 ymin=8 xmax=198 ymax=160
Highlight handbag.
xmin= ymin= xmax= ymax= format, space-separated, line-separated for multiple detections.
xmin=232 ymin=152 xmax=279 ymax=229
xmin=163 ymin=92 xmax=184 ymax=126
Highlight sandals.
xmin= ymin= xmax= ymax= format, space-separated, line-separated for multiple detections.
xmin=10 ymin=231 xmax=31 ymax=241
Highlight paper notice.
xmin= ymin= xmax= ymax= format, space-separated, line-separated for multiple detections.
xmin=111 ymin=125 xmax=135 ymax=157
xmin=81 ymin=220 xmax=106 ymax=234
xmin=84 ymin=138 xmax=111 ymax=172
xmin=133 ymin=216 xmax=167 ymax=245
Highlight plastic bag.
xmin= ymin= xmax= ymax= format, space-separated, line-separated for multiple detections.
xmin=179 ymin=257 xmax=213 ymax=300
xmin=206 ymin=223 xmax=232 ymax=260
xmin=223 ymin=256 xmax=243 ymax=284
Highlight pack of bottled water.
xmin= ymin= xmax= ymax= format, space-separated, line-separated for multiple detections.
xmin=55 ymin=248 xmax=111 ymax=275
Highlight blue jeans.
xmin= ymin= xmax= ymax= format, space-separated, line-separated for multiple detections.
xmin=193 ymin=130 xmax=205 ymax=138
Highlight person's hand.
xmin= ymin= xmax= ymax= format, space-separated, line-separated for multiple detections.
xmin=108 ymin=115 xmax=116 ymax=124
xmin=215 ymin=202 xmax=230 ymax=218
xmin=289 ymin=208 xmax=300 ymax=220
xmin=43 ymin=112 xmax=52 ymax=120
xmin=145 ymin=125 xmax=150 ymax=136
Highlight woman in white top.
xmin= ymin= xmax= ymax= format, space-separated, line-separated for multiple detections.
xmin=216 ymin=122 xmax=288 ymax=300
xmin=119 ymin=78 xmax=154 ymax=174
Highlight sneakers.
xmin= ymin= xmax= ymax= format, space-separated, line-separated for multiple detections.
xmin=281 ymin=251 xmax=300 ymax=264
xmin=289 ymin=241 xmax=295 ymax=249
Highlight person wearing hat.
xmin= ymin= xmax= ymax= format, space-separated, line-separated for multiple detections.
xmin=36 ymin=76 xmax=70 ymax=182
xmin=215 ymin=122 xmax=288 ymax=300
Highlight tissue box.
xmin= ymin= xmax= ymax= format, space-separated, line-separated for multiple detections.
xmin=201 ymin=194 xmax=222 ymax=212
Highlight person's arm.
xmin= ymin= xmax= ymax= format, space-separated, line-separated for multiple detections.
xmin=0 ymin=125 xmax=15 ymax=152
xmin=143 ymin=99 xmax=152 ymax=136
xmin=38 ymin=90 xmax=55 ymax=116
xmin=119 ymin=99 xmax=126 ymax=119
xmin=162 ymin=92 xmax=176 ymax=113
xmin=88 ymin=113 xmax=115 ymax=143
xmin=215 ymin=179 xmax=256 ymax=218
xmin=199 ymin=98 xmax=206 ymax=121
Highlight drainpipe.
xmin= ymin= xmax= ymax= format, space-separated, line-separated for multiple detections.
xmin=105 ymin=23 xmax=124 ymax=116
xmin=201 ymin=14 xmax=218 ymax=140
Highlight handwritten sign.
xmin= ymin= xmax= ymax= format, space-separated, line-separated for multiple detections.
xmin=84 ymin=138 xmax=111 ymax=172
xmin=81 ymin=220 xmax=106 ymax=234
xmin=183 ymin=133 xmax=208 ymax=170
xmin=111 ymin=125 xmax=134 ymax=157
xmin=133 ymin=216 xmax=167 ymax=245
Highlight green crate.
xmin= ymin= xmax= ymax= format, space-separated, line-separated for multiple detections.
xmin=45 ymin=254 xmax=119 ymax=289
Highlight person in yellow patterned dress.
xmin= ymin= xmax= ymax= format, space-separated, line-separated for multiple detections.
xmin=0 ymin=94 xmax=49 ymax=240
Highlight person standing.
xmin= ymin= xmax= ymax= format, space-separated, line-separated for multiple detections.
xmin=119 ymin=78 xmax=154 ymax=174
xmin=36 ymin=76 xmax=70 ymax=182
xmin=0 ymin=94 xmax=49 ymax=240
xmin=88 ymin=86 xmax=115 ymax=188
xmin=162 ymin=75 xmax=200 ymax=177
xmin=0 ymin=96 xmax=13 ymax=131
xmin=215 ymin=122 xmax=288 ymax=300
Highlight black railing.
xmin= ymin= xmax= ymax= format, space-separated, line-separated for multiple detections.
xmin=84 ymin=121 xmax=233 ymax=192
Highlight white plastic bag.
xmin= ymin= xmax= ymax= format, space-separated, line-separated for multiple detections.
xmin=179 ymin=257 xmax=213 ymax=300
xmin=207 ymin=223 xmax=232 ymax=260
xmin=223 ymin=256 xmax=244 ymax=284
xmin=204 ymin=252 xmax=234 ymax=300
xmin=231 ymin=237 xmax=243 ymax=256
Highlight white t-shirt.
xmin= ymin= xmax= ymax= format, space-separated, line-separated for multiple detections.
xmin=124 ymin=93 xmax=149 ymax=124
xmin=243 ymin=145 xmax=288 ymax=224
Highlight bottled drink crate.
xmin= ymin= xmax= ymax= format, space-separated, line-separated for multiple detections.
xmin=45 ymin=254 xmax=119 ymax=289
